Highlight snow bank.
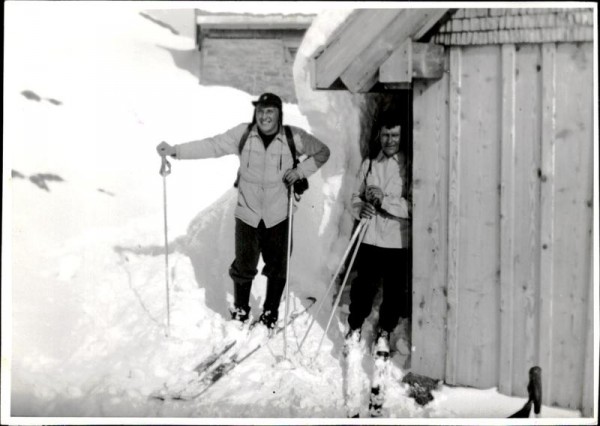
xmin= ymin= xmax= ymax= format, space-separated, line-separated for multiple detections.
xmin=4 ymin=2 xmax=345 ymax=420
xmin=293 ymin=10 xmax=390 ymax=288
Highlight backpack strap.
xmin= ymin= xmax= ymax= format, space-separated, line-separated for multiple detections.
xmin=283 ymin=125 xmax=299 ymax=167
xmin=238 ymin=123 xmax=254 ymax=154
xmin=363 ymin=158 xmax=373 ymax=189
xmin=284 ymin=125 xmax=307 ymax=201
xmin=234 ymin=123 xmax=253 ymax=187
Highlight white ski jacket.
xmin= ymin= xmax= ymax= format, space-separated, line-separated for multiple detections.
xmin=174 ymin=123 xmax=330 ymax=228
xmin=351 ymin=151 xmax=411 ymax=249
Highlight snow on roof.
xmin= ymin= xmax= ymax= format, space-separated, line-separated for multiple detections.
xmin=311 ymin=8 xmax=449 ymax=92
xmin=196 ymin=9 xmax=315 ymax=29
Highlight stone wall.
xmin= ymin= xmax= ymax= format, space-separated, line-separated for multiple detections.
xmin=201 ymin=38 xmax=298 ymax=103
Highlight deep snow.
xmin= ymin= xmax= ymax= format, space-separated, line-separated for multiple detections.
xmin=2 ymin=2 xmax=587 ymax=424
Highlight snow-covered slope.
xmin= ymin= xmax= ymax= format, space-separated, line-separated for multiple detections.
xmin=3 ymin=2 xmax=582 ymax=422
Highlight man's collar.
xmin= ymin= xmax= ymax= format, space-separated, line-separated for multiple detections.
xmin=253 ymin=124 xmax=283 ymax=138
xmin=375 ymin=150 xmax=401 ymax=163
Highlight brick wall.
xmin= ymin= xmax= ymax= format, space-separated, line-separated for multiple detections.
xmin=200 ymin=38 xmax=298 ymax=103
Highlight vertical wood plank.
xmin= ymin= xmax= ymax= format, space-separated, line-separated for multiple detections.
xmin=550 ymin=41 xmax=594 ymax=409
xmin=511 ymin=44 xmax=542 ymax=398
xmin=454 ymin=45 xmax=501 ymax=388
xmin=411 ymin=70 xmax=450 ymax=380
xmin=581 ymin=266 xmax=595 ymax=417
xmin=445 ymin=46 xmax=462 ymax=386
xmin=538 ymin=42 xmax=556 ymax=405
xmin=499 ymin=43 xmax=516 ymax=396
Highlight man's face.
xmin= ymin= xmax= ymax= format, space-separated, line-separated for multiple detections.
xmin=255 ymin=105 xmax=280 ymax=135
xmin=380 ymin=125 xmax=401 ymax=157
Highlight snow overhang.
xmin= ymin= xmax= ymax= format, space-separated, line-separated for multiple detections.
xmin=195 ymin=10 xmax=315 ymax=49
xmin=310 ymin=9 xmax=451 ymax=92
xmin=196 ymin=11 xmax=314 ymax=31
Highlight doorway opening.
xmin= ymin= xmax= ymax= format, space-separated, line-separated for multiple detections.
xmin=338 ymin=89 xmax=414 ymax=365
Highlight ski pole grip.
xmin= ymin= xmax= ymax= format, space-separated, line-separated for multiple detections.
xmin=160 ymin=156 xmax=171 ymax=177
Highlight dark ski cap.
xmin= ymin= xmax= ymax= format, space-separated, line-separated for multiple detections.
xmin=252 ymin=92 xmax=282 ymax=108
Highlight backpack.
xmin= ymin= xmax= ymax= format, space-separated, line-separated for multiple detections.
xmin=233 ymin=124 xmax=308 ymax=195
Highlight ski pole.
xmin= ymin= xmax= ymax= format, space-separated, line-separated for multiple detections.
xmin=296 ymin=218 xmax=368 ymax=354
xmin=282 ymin=188 xmax=294 ymax=359
xmin=312 ymin=219 xmax=369 ymax=362
xmin=159 ymin=154 xmax=172 ymax=337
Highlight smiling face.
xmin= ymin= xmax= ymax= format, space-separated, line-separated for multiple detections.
xmin=255 ymin=105 xmax=280 ymax=135
xmin=380 ymin=125 xmax=401 ymax=157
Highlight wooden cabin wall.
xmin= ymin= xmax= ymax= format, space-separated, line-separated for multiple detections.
xmin=412 ymin=66 xmax=450 ymax=381
xmin=411 ymin=41 xmax=594 ymax=413
xmin=545 ymin=41 xmax=594 ymax=412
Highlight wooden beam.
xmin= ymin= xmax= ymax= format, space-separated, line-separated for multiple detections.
xmin=382 ymin=82 xmax=412 ymax=90
xmin=499 ymin=43 xmax=516 ymax=396
xmin=381 ymin=39 xmax=412 ymax=83
xmin=413 ymin=43 xmax=445 ymax=79
xmin=313 ymin=10 xmax=403 ymax=89
xmin=341 ymin=9 xmax=449 ymax=93
xmin=380 ymin=40 xmax=445 ymax=83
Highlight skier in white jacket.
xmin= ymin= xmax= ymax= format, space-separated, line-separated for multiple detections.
xmin=345 ymin=113 xmax=412 ymax=356
xmin=157 ymin=93 xmax=330 ymax=329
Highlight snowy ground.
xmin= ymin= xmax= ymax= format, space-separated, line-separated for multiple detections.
xmin=2 ymin=2 xmax=588 ymax=424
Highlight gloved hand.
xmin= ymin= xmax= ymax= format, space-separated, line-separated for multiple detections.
xmin=360 ymin=202 xmax=377 ymax=219
xmin=365 ymin=185 xmax=384 ymax=207
xmin=156 ymin=141 xmax=176 ymax=157
xmin=283 ymin=168 xmax=302 ymax=187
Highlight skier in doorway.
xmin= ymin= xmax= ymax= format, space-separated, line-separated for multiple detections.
xmin=345 ymin=113 xmax=412 ymax=356
xmin=156 ymin=93 xmax=330 ymax=329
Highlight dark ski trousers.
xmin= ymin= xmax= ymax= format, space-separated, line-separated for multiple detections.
xmin=347 ymin=243 xmax=412 ymax=333
xmin=229 ymin=218 xmax=289 ymax=317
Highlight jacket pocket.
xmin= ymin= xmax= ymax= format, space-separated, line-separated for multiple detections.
xmin=267 ymin=149 xmax=293 ymax=184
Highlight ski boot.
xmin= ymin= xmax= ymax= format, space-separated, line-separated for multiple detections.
xmin=343 ymin=327 xmax=362 ymax=357
xmin=258 ymin=310 xmax=278 ymax=329
xmin=373 ymin=328 xmax=391 ymax=359
xmin=245 ymin=309 xmax=277 ymax=344
xmin=345 ymin=327 xmax=361 ymax=342
xmin=230 ymin=305 xmax=250 ymax=324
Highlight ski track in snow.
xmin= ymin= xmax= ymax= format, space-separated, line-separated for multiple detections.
xmin=4 ymin=3 xmax=584 ymax=422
